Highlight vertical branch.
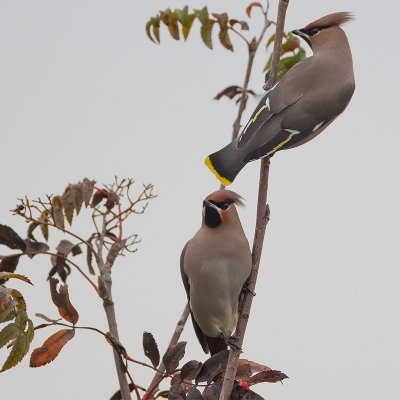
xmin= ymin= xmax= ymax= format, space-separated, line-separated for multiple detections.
xmin=145 ymin=303 xmax=190 ymax=398
xmin=218 ymin=1 xmax=290 ymax=400
xmin=97 ymin=214 xmax=132 ymax=400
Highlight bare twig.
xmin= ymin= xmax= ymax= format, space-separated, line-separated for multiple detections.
xmin=219 ymin=1 xmax=290 ymax=399
xmin=220 ymin=4 xmax=273 ymax=190
xmin=145 ymin=303 xmax=190 ymax=399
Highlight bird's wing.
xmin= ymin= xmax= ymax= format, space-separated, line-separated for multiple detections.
xmin=180 ymin=241 xmax=210 ymax=354
xmin=237 ymin=58 xmax=315 ymax=150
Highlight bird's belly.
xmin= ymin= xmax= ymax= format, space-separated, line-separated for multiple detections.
xmin=189 ymin=259 xmax=246 ymax=338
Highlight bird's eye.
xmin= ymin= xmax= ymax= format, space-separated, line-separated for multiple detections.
xmin=309 ymin=27 xmax=322 ymax=36
xmin=220 ymin=200 xmax=233 ymax=210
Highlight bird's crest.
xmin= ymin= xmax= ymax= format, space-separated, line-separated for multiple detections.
xmin=304 ymin=12 xmax=354 ymax=29
xmin=206 ymin=190 xmax=245 ymax=207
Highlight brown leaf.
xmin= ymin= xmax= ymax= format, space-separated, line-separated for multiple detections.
xmin=49 ymin=277 xmax=79 ymax=324
xmin=246 ymin=2 xmax=263 ymax=17
xmin=61 ymin=186 xmax=75 ymax=225
xmin=38 ymin=211 xmax=50 ymax=241
xmin=167 ymin=12 xmax=180 ymax=40
xmin=71 ymin=244 xmax=82 ymax=256
xmin=142 ymin=331 xmax=160 ymax=368
xmin=51 ymin=196 xmax=64 ymax=229
xmin=202 ymin=381 xmax=222 ymax=400
xmin=24 ymin=239 xmax=50 ymax=258
xmin=168 ymin=383 xmax=185 ymax=400
xmin=162 ymin=341 xmax=186 ymax=374
xmin=181 ymin=360 xmax=202 ymax=381
xmin=0 ymin=224 xmax=26 ymax=251
xmin=186 ymin=387 xmax=202 ymax=400
xmin=0 ymin=255 xmax=21 ymax=275
xmin=86 ymin=242 xmax=95 ymax=275
xmin=236 ymin=359 xmax=253 ymax=380
xmin=196 ymin=350 xmax=229 ymax=384
xmin=0 ymin=273 xmax=32 ymax=285
xmin=71 ymin=183 xmax=83 ymax=216
xmin=56 ymin=240 xmax=75 ymax=257
xmin=30 ymin=329 xmax=75 ymax=367
xmin=229 ymin=19 xmax=249 ymax=31
xmin=81 ymin=178 xmax=95 ymax=207
xmin=247 ymin=370 xmax=289 ymax=386
xmin=91 ymin=189 xmax=108 ymax=207
xmin=27 ymin=222 xmax=39 ymax=240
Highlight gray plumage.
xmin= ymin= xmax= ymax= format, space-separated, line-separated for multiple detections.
xmin=180 ymin=190 xmax=252 ymax=355
xmin=205 ymin=12 xmax=355 ymax=186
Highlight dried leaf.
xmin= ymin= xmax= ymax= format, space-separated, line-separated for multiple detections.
xmin=24 ymin=239 xmax=49 ymax=257
xmin=218 ymin=27 xmax=233 ymax=51
xmin=168 ymin=383 xmax=185 ymax=400
xmin=229 ymin=19 xmax=249 ymax=30
xmin=71 ymin=244 xmax=82 ymax=256
xmin=27 ymin=222 xmax=39 ymax=240
xmin=38 ymin=211 xmax=49 ymax=241
xmin=200 ymin=20 xmax=215 ymax=49
xmin=196 ymin=350 xmax=229 ymax=384
xmin=174 ymin=6 xmax=195 ymax=40
xmin=247 ymin=370 xmax=289 ymax=386
xmin=30 ymin=329 xmax=75 ymax=367
xmin=51 ymin=196 xmax=64 ymax=229
xmin=202 ymin=381 xmax=222 ymax=400
xmin=0 ymin=255 xmax=21 ymax=276
xmin=186 ymin=387 xmax=202 ymax=400
xmin=81 ymin=178 xmax=95 ymax=207
xmin=180 ymin=360 xmax=202 ymax=381
xmin=246 ymin=2 xmax=263 ymax=17
xmin=91 ymin=189 xmax=108 ymax=207
xmin=56 ymin=240 xmax=74 ymax=257
xmin=167 ymin=12 xmax=180 ymax=40
xmin=1 ymin=330 xmax=29 ymax=371
xmin=142 ymin=331 xmax=160 ymax=368
xmin=49 ymin=277 xmax=79 ymax=324
xmin=162 ymin=341 xmax=186 ymax=374
xmin=0 ymin=224 xmax=26 ymax=251
xmin=71 ymin=183 xmax=83 ymax=216
xmin=61 ymin=186 xmax=75 ymax=225
xmin=86 ymin=242 xmax=95 ymax=275
xmin=0 ymin=272 xmax=32 ymax=285
xmin=146 ymin=17 xmax=161 ymax=44
xmin=0 ymin=287 xmax=15 ymax=323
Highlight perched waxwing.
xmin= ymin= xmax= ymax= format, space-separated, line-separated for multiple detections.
xmin=205 ymin=12 xmax=355 ymax=186
xmin=180 ymin=190 xmax=252 ymax=355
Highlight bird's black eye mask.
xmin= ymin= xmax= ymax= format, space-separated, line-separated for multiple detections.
xmin=299 ymin=26 xmax=325 ymax=36
xmin=208 ymin=199 xmax=234 ymax=211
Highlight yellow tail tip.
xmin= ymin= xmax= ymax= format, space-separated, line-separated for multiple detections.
xmin=205 ymin=156 xmax=232 ymax=186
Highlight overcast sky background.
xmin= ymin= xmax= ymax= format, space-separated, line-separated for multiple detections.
xmin=1 ymin=1 xmax=399 ymax=399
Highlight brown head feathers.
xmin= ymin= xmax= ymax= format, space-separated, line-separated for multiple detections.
xmin=304 ymin=12 xmax=354 ymax=29
xmin=205 ymin=190 xmax=244 ymax=207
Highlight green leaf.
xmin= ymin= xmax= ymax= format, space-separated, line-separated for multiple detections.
xmin=0 ymin=323 xmax=20 ymax=349
xmin=194 ymin=6 xmax=209 ymax=25
xmin=200 ymin=20 xmax=215 ymax=50
xmin=146 ymin=17 xmax=161 ymax=44
xmin=277 ymin=47 xmax=306 ymax=80
xmin=174 ymin=7 xmax=195 ymax=41
xmin=266 ymin=33 xmax=275 ymax=49
xmin=218 ymin=27 xmax=233 ymax=51
xmin=1 ymin=331 xmax=28 ymax=371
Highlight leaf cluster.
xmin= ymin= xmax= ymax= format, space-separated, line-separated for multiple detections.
xmin=0 ymin=272 xmax=34 ymax=372
xmin=146 ymin=6 xmax=250 ymax=51
xmin=141 ymin=333 xmax=288 ymax=400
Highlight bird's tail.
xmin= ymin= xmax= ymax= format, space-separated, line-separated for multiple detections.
xmin=205 ymin=142 xmax=245 ymax=186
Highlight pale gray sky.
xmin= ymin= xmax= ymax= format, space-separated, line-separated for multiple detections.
xmin=1 ymin=1 xmax=399 ymax=399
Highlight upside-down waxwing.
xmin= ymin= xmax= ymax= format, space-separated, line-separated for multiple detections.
xmin=205 ymin=12 xmax=355 ymax=186
xmin=180 ymin=190 xmax=252 ymax=355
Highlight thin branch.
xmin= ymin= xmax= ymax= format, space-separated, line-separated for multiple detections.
xmin=219 ymin=1 xmax=290 ymax=400
xmin=145 ymin=303 xmax=190 ymax=399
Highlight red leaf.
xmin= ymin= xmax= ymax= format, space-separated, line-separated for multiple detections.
xmin=49 ymin=278 xmax=79 ymax=324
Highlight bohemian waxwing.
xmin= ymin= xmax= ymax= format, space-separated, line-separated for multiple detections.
xmin=180 ymin=190 xmax=252 ymax=355
xmin=205 ymin=12 xmax=355 ymax=186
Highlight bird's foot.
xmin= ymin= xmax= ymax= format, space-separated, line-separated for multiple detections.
xmin=242 ymin=280 xmax=256 ymax=296
xmin=227 ymin=336 xmax=242 ymax=352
